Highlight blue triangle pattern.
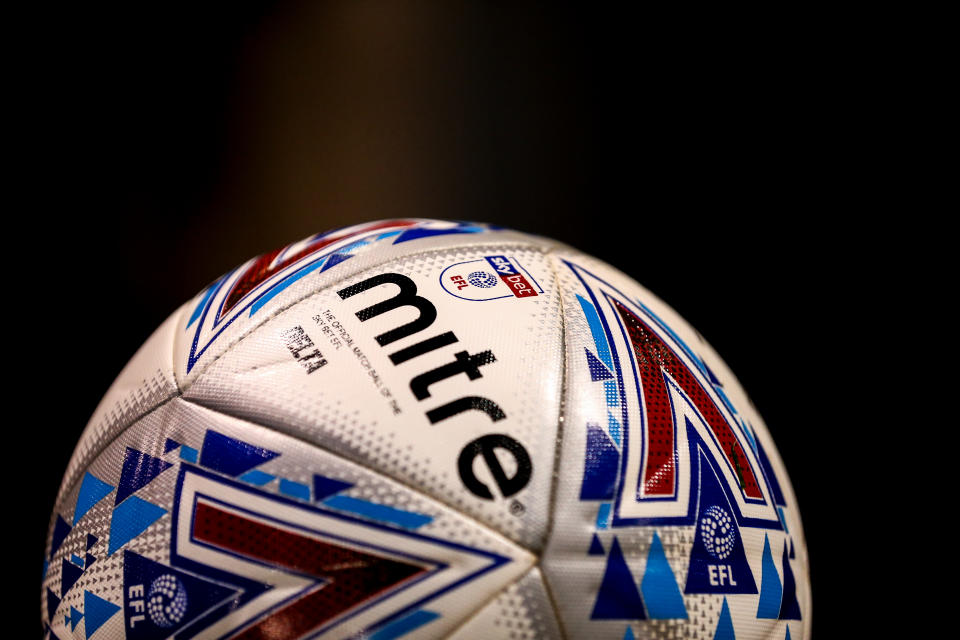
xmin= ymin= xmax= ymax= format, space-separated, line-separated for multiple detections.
xmin=588 ymin=533 xmax=605 ymax=556
xmin=576 ymin=294 xmax=613 ymax=368
xmin=163 ymin=438 xmax=180 ymax=453
xmin=789 ymin=538 xmax=795 ymax=559
xmin=739 ymin=418 xmax=758 ymax=453
xmin=239 ymin=469 xmax=276 ymax=486
xmin=108 ymin=497 xmax=167 ymax=555
xmin=785 ymin=627 xmax=792 ymax=640
xmin=595 ymin=503 xmax=612 ymax=529
xmin=392 ymin=225 xmax=481 ymax=244
xmin=700 ymin=358 xmax=722 ymax=385
xmin=199 ymin=430 xmax=280 ymax=477
xmin=604 ymin=380 xmax=619 ymax=406
xmin=46 ymin=588 xmax=60 ymax=624
xmin=777 ymin=508 xmax=790 ymax=534
xmin=778 ymin=542 xmax=802 ymax=620
xmin=640 ymin=532 xmax=687 ymax=619
xmin=591 ymin=537 xmax=646 ymax=620
xmin=585 ymin=348 xmax=614 ymax=381
xmin=623 ymin=627 xmax=636 ymax=640
xmin=86 ymin=534 xmax=99 ymax=551
xmin=713 ymin=597 xmax=736 ymax=640
xmin=756 ymin=534 xmax=782 ymax=619
xmin=321 ymin=253 xmax=352 ymax=272
xmin=580 ymin=423 xmax=619 ymax=500
xmin=74 ymin=473 xmax=114 ymax=525
xmin=60 ymin=559 xmax=84 ymax=598
xmin=607 ymin=412 xmax=622 ymax=447
xmin=50 ymin=515 xmax=71 ymax=559
xmin=116 ymin=448 xmax=173 ymax=505
xmin=69 ymin=606 xmax=83 ymax=631
xmin=313 ymin=474 xmax=354 ymax=500
xmin=85 ymin=554 xmax=97 ymax=569
xmin=279 ymin=479 xmax=310 ymax=501
xmin=84 ymin=590 xmax=120 ymax=639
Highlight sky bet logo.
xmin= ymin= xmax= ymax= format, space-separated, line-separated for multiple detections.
xmin=440 ymin=255 xmax=543 ymax=301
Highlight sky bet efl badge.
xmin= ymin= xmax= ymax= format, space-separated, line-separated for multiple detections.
xmin=440 ymin=255 xmax=543 ymax=301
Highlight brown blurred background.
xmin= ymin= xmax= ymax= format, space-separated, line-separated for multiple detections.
xmin=16 ymin=1 xmax=870 ymax=631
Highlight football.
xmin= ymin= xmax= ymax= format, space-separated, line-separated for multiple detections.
xmin=42 ymin=219 xmax=810 ymax=639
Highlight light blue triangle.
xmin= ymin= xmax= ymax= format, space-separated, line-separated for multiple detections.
xmin=785 ymin=627 xmax=792 ymax=640
xmin=596 ymin=503 xmax=612 ymax=529
xmin=713 ymin=597 xmax=736 ymax=640
xmin=778 ymin=508 xmax=790 ymax=534
xmin=608 ymin=411 xmax=622 ymax=446
xmin=107 ymin=497 xmax=166 ymax=555
xmin=623 ymin=627 xmax=636 ymax=640
xmin=640 ymin=532 xmax=687 ymax=619
xmin=83 ymin=590 xmax=120 ymax=639
xmin=239 ymin=469 xmax=276 ymax=486
xmin=756 ymin=534 xmax=783 ymax=619
xmin=604 ymin=380 xmax=619 ymax=407
xmin=73 ymin=474 xmax=114 ymax=525
xmin=279 ymin=479 xmax=310 ymax=501
xmin=739 ymin=418 xmax=758 ymax=453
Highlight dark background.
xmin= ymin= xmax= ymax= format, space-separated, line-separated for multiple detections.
xmin=16 ymin=2 xmax=878 ymax=634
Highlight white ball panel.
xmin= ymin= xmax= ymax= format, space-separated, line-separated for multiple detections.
xmin=51 ymin=303 xmax=185 ymax=523
xmin=183 ymin=244 xmax=565 ymax=551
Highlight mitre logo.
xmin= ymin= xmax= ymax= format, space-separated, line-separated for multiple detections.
xmin=337 ymin=272 xmax=534 ymax=501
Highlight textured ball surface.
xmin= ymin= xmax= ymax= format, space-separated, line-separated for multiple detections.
xmin=42 ymin=219 xmax=810 ymax=639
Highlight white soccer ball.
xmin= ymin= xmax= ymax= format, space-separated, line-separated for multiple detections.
xmin=42 ymin=219 xmax=810 ymax=639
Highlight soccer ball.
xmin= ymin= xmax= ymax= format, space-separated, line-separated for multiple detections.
xmin=42 ymin=219 xmax=810 ymax=639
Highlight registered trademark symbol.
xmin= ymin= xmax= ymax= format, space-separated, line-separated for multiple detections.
xmin=509 ymin=500 xmax=525 ymax=516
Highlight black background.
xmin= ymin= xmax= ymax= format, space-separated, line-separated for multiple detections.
xmin=15 ymin=2 xmax=879 ymax=634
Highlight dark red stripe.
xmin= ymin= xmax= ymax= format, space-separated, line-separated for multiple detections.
xmin=193 ymin=501 xmax=425 ymax=640
xmin=613 ymin=300 xmax=762 ymax=499
xmin=220 ymin=220 xmax=418 ymax=320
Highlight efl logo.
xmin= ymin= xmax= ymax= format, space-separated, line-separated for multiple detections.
xmin=440 ymin=255 xmax=543 ymax=302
